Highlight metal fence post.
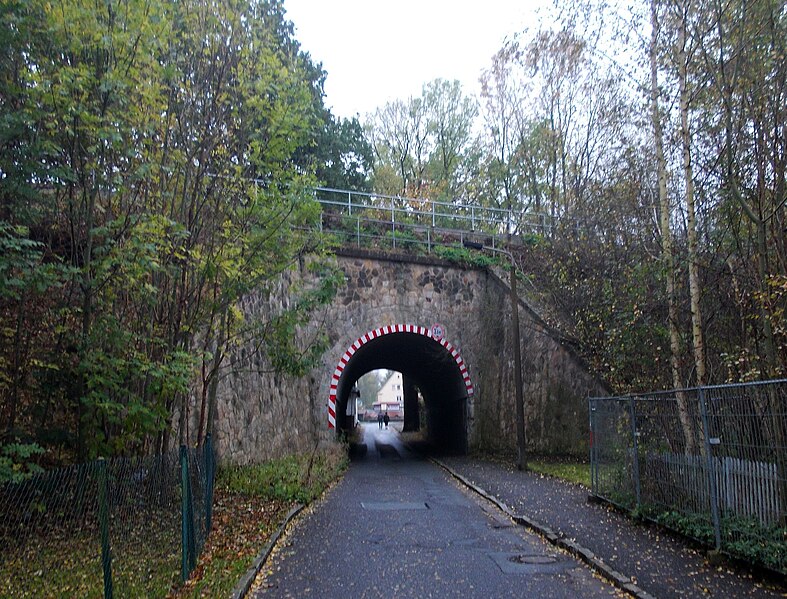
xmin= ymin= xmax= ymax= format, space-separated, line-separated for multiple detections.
xmin=204 ymin=434 xmax=214 ymax=533
xmin=628 ymin=396 xmax=641 ymax=509
xmin=391 ymin=196 xmax=396 ymax=249
xmin=698 ymin=387 xmax=722 ymax=551
xmin=180 ymin=446 xmax=188 ymax=582
xmin=97 ymin=458 xmax=113 ymax=599
xmin=180 ymin=445 xmax=196 ymax=581
xmin=589 ymin=398 xmax=597 ymax=495
xmin=187 ymin=457 xmax=197 ymax=571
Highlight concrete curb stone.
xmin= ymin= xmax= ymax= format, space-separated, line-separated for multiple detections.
xmin=432 ymin=458 xmax=657 ymax=599
xmin=230 ymin=503 xmax=305 ymax=599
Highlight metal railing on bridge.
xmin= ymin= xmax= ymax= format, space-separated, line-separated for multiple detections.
xmin=312 ymin=187 xmax=557 ymax=253
xmin=589 ymin=379 xmax=787 ymax=574
xmin=207 ymin=175 xmax=564 ymax=253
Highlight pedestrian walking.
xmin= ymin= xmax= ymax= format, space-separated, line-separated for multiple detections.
xmin=378 ymin=412 xmax=384 ymax=429
xmin=383 ymin=412 xmax=389 ymax=429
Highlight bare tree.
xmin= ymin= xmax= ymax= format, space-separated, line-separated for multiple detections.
xmin=670 ymin=0 xmax=708 ymax=385
xmin=651 ymin=0 xmax=696 ymax=452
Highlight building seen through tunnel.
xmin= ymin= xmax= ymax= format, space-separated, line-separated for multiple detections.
xmin=372 ymin=371 xmax=403 ymax=420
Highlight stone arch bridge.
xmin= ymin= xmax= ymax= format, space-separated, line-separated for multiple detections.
xmin=208 ymin=247 xmax=606 ymax=464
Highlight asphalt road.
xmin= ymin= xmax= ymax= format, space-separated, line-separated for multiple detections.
xmin=251 ymin=424 xmax=621 ymax=598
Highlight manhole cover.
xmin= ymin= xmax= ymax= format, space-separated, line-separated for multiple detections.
xmin=508 ymin=555 xmax=557 ymax=565
xmin=488 ymin=552 xmax=570 ymax=574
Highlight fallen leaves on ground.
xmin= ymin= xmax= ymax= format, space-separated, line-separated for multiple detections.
xmin=167 ymin=486 xmax=294 ymax=598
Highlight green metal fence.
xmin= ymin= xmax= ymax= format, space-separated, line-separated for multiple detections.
xmin=0 ymin=436 xmax=215 ymax=598
xmin=589 ymin=380 xmax=787 ymax=574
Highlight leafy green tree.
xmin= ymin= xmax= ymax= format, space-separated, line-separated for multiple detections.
xmin=367 ymin=96 xmax=428 ymax=196
xmin=313 ymin=114 xmax=374 ymax=191
xmin=479 ymin=40 xmax=546 ymax=226
xmin=697 ymin=0 xmax=787 ymax=378
xmin=356 ymin=370 xmax=389 ymax=408
xmin=422 ymin=79 xmax=478 ymax=199
xmin=366 ymin=79 xmax=477 ymax=200
xmin=0 ymin=0 xmax=340 ymax=461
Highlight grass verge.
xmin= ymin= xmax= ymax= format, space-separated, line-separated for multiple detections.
xmin=169 ymin=445 xmax=348 ymax=598
xmin=470 ymin=450 xmax=591 ymax=488
xmin=527 ymin=459 xmax=591 ymax=487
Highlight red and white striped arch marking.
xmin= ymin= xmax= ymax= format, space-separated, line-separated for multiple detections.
xmin=327 ymin=324 xmax=474 ymax=428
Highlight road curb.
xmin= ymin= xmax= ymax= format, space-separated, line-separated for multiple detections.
xmin=431 ymin=458 xmax=656 ymax=599
xmin=230 ymin=503 xmax=305 ymax=599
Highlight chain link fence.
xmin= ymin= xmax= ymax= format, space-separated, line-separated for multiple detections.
xmin=589 ymin=379 xmax=787 ymax=574
xmin=0 ymin=437 xmax=215 ymax=598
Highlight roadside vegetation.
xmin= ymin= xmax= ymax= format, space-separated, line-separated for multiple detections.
xmin=0 ymin=448 xmax=347 ymax=599
xmin=528 ymin=459 xmax=591 ymax=488
xmin=0 ymin=0 xmax=369 ymax=475
xmin=466 ymin=450 xmax=591 ymax=488
xmin=170 ymin=447 xmax=348 ymax=598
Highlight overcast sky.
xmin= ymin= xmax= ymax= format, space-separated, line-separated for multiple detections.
xmin=283 ymin=0 xmax=554 ymax=120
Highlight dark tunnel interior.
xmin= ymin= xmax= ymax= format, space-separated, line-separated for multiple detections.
xmin=333 ymin=332 xmax=469 ymax=454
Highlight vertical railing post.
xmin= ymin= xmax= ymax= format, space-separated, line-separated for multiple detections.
xmin=180 ymin=445 xmax=196 ymax=581
xmin=391 ymin=196 xmax=396 ymax=249
xmin=204 ymin=434 xmax=214 ymax=533
xmin=628 ymin=396 xmax=641 ymax=509
xmin=589 ymin=399 xmax=597 ymax=495
xmin=699 ymin=387 xmax=722 ymax=551
xmin=97 ymin=458 xmax=113 ymax=599
xmin=347 ymin=191 xmax=352 ymax=216
xmin=187 ymin=458 xmax=196 ymax=571
xmin=180 ymin=445 xmax=188 ymax=582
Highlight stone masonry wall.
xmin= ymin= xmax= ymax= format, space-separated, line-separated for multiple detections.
xmin=206 ymin=249 xmax=607 ymax=464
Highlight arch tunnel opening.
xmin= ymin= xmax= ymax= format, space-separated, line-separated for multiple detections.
xmin=329 ymin=326 xmax=473 ymax=455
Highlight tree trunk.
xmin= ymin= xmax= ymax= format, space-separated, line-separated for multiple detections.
xmin=206 ymin=308 xmax=228 ymax=440
xmin=677 ymin=2 xmax=707 ymax=386
xmin=76 ymin=182 xmax=98 ymax=460
xmin=651 ymin=0 xmax=696 ymax=453
xmin=196 ymin=326 xmax=215 ymax=447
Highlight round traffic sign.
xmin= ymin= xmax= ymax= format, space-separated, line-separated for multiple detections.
xmin=430 ymin=322 xmax=445 ymax=341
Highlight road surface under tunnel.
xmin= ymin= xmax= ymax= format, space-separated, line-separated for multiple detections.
xmin=328 ymin=325 xmax=473 ymax=454
xmin=253 ymin=423 xmax=619 ymax=598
